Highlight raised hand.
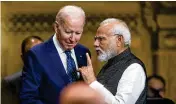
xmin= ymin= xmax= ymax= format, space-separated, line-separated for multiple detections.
xmin=79 ymin=53 xmax=96 ymax=84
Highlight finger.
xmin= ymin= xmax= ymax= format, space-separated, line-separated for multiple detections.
xmin=86 ymin=53 xmax=92 ymax=66
xmin=78 ymin=68 xmax=83 ymax=72
xmin=78 ymin=68 xmax=81 ymax=72
xmin=78 ymin=67 xmax=85 ymax=72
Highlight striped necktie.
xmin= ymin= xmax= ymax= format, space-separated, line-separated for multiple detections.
xmin=65 ymin=50 xmax=77 ymax=82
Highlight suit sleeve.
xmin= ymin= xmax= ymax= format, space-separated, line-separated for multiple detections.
xmin=20 ymin=51 xmax=44 ymax=104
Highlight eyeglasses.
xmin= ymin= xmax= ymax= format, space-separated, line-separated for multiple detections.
xmin=94 ymin=36 xmax=106 ymax=42
xmin=94 ymin=35 xmax=117 ymax=42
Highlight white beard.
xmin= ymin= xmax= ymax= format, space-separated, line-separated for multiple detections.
xmin=97 ymin=40 xmax=117 ymax=62
xmin=97 ymin=50 xmax=109 ymax=62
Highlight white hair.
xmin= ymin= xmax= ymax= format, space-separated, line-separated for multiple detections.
xmin=56 ymin=5 xmax=85 ymax=24
xmin=100 ymin=18 xmax=131 ymax=46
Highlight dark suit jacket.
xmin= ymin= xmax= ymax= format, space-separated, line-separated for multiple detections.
xmin=20 ymin=36 xmax=90 ymax=104
xmin=147 ymin=98 xmax=175 ymax=104
xmin=1 ymin=71 xmax=21 ymax=104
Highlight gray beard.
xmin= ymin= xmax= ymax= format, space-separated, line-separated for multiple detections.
xmin=97 ymin=42 xmax=117 ymax=62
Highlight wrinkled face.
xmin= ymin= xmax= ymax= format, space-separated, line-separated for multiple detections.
xmin=94 ymin=24 xmax=117 ymax=61
xmin=55 ymin=16 xmax=84 ymax=50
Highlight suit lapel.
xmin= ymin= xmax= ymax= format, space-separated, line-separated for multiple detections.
xmin=45 ymin=36 xmax=70 ymax=84
xmin=45 ymin=37 xmax=87 ymax=84
xmin=74 ymin=45 xmax=87 ymax=68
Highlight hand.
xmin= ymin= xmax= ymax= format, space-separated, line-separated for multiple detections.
xmin=79 ymin=53 xmax=96 ymax=84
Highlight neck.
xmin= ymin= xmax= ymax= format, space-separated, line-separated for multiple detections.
xmin=117 ymin=47 xmax=128 ymax=55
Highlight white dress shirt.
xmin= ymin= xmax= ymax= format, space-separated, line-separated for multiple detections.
xmin=53 ymin=34 xmax=78 ymax=73
xmin=90 ymin=63 xmax=146 ymax=104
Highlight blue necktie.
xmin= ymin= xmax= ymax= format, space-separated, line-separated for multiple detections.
xmin=65 ymin=50 xmax=77 ymax=82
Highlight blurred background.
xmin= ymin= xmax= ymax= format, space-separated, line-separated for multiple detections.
xmin=1 ymin=1 xmax=176 ymax=102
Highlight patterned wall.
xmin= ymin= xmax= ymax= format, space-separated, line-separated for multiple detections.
xmin=5 ymin=13 xmax=138 ymax=33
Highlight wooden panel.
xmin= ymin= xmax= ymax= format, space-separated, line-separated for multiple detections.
xmin=157 ymin=15 xmax=176 ymax=29
xmin=2 ymin=1 xmax=140 ymax=14
xmin=158 ymin=30 xmax=176 ymax=49
xmin=157 ymin=50 xmax=176 ymax=102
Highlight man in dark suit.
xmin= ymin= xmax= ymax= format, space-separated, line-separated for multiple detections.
xmin=1 ymin=36 xmax=43 ymax=104
xmin=20 ymin=5 xmax=90 ymax=104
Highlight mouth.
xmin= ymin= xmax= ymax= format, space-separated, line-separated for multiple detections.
xmin=66 ymin=42 xmax=76 ymax=46
xmin=96 ymin=49 xmax=101 ymax=55
xmin=67 ymin=44 xmax=74 ymax=46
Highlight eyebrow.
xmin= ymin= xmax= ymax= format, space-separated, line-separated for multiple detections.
xmin=62 ymin=23 xmax=83 ymax=33
xmin=94 ymin=36 xmax=106 ymax=40
xmin=94 ymin=35 xmax=106 ymax=38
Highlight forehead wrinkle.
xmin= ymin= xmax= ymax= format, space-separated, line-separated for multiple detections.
xmin=62 ymin=17 xmax=84 ymax=33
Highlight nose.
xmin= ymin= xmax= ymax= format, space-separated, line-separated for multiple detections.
xmin=69 ymin=33 xmax=75 ymax=42
xmin=94 ymin=39 xmax=99 ymax=47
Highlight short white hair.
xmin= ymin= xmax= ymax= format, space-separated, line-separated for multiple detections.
xmin=56 ymin=5 xmax=85 ymax=24
xmin=100 ymin=18 xmax=131 ymax=46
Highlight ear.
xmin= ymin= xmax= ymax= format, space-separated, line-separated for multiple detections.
xmin=116 ymin=35 xmax=122 ymax=47
xmin=118 ymin=35 xmax=123 ymax=41
xmin=53 ymin=22 xmax=59 ymax=34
